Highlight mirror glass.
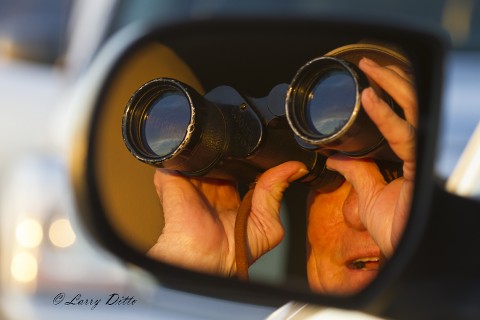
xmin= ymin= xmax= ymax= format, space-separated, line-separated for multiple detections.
xmin=88 ymin=21 xmax=418 ymax=297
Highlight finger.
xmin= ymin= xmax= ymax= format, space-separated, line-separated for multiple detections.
xmin=359 ymin=57 xmax=418 ymax=127
xmin=326 ymin=155 xmax=386 ymax=195
xmin=247 ymin=161 xmax=307 ymax=254
xmin=153 ymin=169 xmax=206 ymax=232
xmin=326 ymin=155 xmax=388 ymax=232
xmin=252 ymin=161 xmax=308 ymax=218
xmin=154 ymin=169 xmax=191 ymax=207
xmin=154 ymin=169 xmax=240 ymax=214
xmin=362 ymin=87 xmax=416 ymax=166
xmin=384 ymin=64 xmax=415 ymax=84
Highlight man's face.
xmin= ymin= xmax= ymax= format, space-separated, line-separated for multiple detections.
xmin=306 ymin=180 xmax=383 ymax=295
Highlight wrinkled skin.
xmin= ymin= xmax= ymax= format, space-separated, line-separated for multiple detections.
xmin=148 ymin=57 xmax=417 ymax=294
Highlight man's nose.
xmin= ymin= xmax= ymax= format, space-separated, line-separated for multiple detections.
xmin=342 ymin=185 xmax=366 ymax=230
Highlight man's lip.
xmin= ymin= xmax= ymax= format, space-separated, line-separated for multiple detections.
xmin=347 ymin=257 xmax=382 ymax=271
xmin=343 ymin=237 xmax=383 ymax=271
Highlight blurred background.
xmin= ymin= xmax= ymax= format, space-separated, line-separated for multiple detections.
xmin=0 ymin=0 xmax=479 ymax=319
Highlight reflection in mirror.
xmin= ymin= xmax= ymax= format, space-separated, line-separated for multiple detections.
xmin=92 ymin=28 xmax=417 ymax=297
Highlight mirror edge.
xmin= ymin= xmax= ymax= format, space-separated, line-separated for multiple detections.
xmin=67 ymin=16 xmax=449 ymax=314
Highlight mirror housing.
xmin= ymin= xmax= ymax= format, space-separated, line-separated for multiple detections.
xmin=68 ymin=17 xmax=448 ymax=317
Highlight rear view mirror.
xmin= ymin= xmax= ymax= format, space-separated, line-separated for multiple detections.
xmin=68 ymin=17 xmax=445 ymax=313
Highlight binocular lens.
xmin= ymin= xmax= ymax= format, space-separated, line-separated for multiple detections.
xmin=306 ymin=69 xmax=356 ymax=137
xmin=124 ymin=78 xmax=230 ymax=175
xmin=142 ymin=91 xmax=191 ymax=157
xmin=287 ymin=57 xmax=373 ymax=150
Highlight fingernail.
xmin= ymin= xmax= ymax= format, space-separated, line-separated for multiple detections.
xmin=362 ymin=87 xmax=379 ymax=102
xmin=290 ymin=168 xmax=309 ymax=182
xmin=360 ymin=57 xmax=378 ymax=68
xmin=325 ymin=165 xmax=336 ymax=172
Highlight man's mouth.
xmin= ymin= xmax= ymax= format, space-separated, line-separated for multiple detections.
xmin=348 ymin=257 xmax=381 ymax=271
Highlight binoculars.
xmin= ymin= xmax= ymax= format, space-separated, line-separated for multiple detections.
xmin=122 ymin=53 xmax=404 ymax=192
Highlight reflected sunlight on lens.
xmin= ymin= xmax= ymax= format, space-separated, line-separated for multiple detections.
xmin=48 ymin=218 xmax=76 ymax=248
xmin=15 ymin=218 xmax=43 ymax=248
xmin=11 ymin=251 xmax=38 ymax=283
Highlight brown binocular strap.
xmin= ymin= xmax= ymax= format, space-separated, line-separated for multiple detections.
xmin=234 ymin=186 xmax=255 ymax=281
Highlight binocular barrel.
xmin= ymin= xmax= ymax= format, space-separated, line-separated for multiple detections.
xmin=122 ymin=78 xmax=228 ymax=177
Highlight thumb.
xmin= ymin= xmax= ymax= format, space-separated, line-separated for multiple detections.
xmin=234 ymin=161 xmax=308 ymax=273
xmin=251 ymin=161 xmax=309 ymax=219
xmin=326 ymin=154 xmax=386 ymax=197
xmin=326 ymin=154 xmax=386 ymax=227
xmin=245 ymin=161 xmax=308 ymax=259
xmin=327 ymin=154 xmax=398 ymax=256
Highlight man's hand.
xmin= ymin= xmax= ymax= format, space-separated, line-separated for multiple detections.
xmin=326 ymin=57 xmax=417 ymax=257
xmin=148 ymin=161 xmax=307 ymax=276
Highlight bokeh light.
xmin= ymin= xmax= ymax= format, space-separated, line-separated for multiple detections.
xmin=11 ymin=252 xmax=38 ymax=283
xmin=15 ymin=218 xmax=43 ymax=248
xmin=48 ymin=218 xmax=76 ymax=248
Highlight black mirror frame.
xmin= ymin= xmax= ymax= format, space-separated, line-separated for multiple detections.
xmin=69 ymin=16 xmax=448 ymax=316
